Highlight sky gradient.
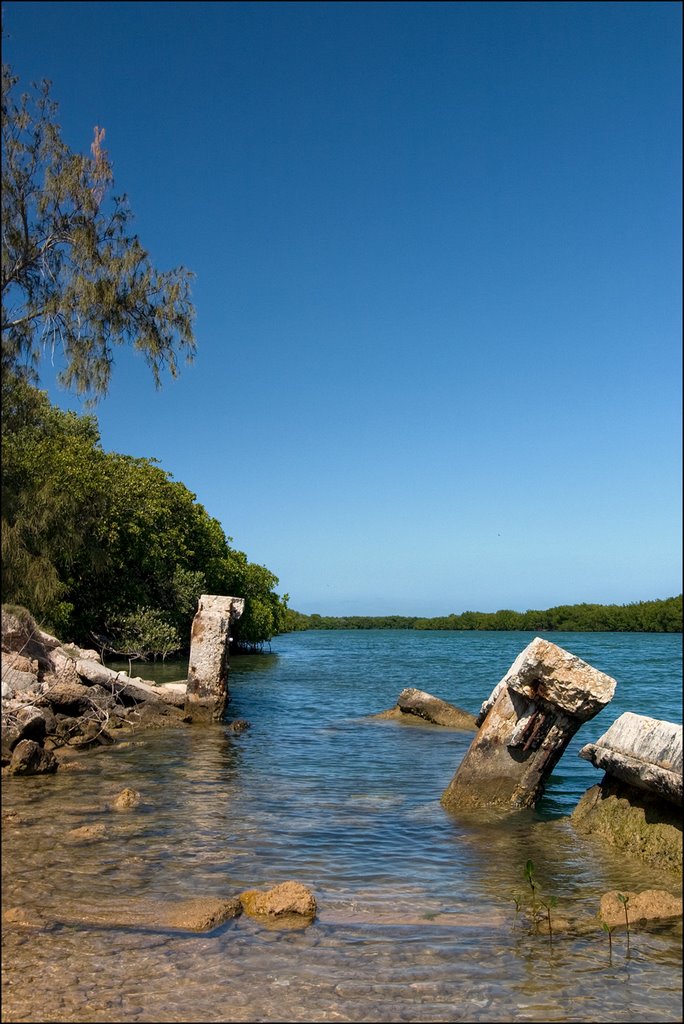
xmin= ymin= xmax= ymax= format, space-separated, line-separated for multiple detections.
xmin=3 ymin=1 xmax=682 ymax=615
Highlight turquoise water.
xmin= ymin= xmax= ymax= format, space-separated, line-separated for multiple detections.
xmin=2 ymin=630 xmax=682 ymax=1022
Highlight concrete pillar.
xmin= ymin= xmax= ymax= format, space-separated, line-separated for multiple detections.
xmin=184 ymin=595 xmax=245 ymax=724
xmin=441 ymin=637 xmax=617 ymax=812
xmin=579 ymin=712 xmax=682 ymax=806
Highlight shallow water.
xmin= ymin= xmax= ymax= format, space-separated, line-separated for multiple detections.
xmin=2 ymin=630 xmax=682 ymax=1022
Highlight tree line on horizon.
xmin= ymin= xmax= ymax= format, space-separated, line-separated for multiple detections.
xmin=281 ymin=595 xmax=682 ymax=634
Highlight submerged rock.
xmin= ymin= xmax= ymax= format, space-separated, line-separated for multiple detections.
xmin=373 ymin=688 xmax=477 ymax=730
xmin=570 ymin=777 xmax=682 ymax=872
xmin=46 ymin=897 xmax=243 ymax=933
xmin=110 ymin=787 xmax=141 ymax=811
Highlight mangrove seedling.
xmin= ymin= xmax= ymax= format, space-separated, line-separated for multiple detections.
xmin=601 ymin=920 xmax=616 ymax=961
xmin=617 ymin=893 xmax=631 ymax=952
xmin=539 ymin=894 xmax=558 ymax=948
xmin=524 ymin=860 xmax=539 ymax=929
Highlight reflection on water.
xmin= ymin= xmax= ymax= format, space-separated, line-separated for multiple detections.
xmin=2 ymin=631 xmax=682 ymax=1022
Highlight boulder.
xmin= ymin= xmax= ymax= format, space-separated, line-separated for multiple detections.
xmin=227 ymin=718 xmax=251 ymax=733
xmin=441 ymin=638 xmax=617 ymax=812
xmin=394 ymin=688 xmax=477 ymax=729
xmin=13 ymin=706 xmax=48 ymax=744
xmin=75 ymin=658 xmax=184 ymax=709
xmin=570 ymin=776 xmax=682 ymax=871
xmin=110 ymin=787 xmax=141 ymax=810
xmin=45 ymin=649 xmax=82 ymax=685
xmin=6 ymin=739 xmax=58 ymax=775
xmin=239 ymin=881 xmax=317 ymax=923
xmin=40 ymin=678 xmax=94 ymax=715
xmin=1 ymin=665 xmax=40 ymax=697
xmin=579 ymin=712 xmax=682 ymax=806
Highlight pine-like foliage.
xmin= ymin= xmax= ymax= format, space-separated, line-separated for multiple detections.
xmin=1 ymin=64 xmax=195 ymax=402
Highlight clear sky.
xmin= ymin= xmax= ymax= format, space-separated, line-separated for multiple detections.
xmin=3 ymin=1 xmax=682 ymax=616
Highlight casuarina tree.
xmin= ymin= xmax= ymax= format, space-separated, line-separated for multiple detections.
xmin=1 ymin=63 xmax=195 ymax=403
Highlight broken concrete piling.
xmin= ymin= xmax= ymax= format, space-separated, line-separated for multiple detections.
xmin=569 ymin=713 xmax=683 ymax=871
xmin=441 ymin=637 xmax=617 ymax=812
xmin=183 ymin=595 xmax=245 ymax=724
xmin=578 ymin=712 xmax=682 ymax=807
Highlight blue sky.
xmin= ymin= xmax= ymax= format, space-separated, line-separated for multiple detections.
xmin=4 ymin=1 xmax=682 ymax=615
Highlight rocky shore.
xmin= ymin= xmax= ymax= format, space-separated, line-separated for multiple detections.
xmin=1 ymin=606 xmax=192 ymax=775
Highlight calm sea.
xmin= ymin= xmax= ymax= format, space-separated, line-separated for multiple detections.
xmin=2 ymin=630 xmax=682 ymax=1022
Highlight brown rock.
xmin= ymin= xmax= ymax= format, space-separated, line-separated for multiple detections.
xmin=110 ymin=787 xmax=141 ymax=810
xmin=7 ymin=739 xmax=58 ymax=775
xmin=65 ymin=823 xmax=107 ymax=843
xmin=239 ymin=881 xmax=317 ymax=921
xmin=41 ymin=678 xmax=93 ymax=715
xmin=157 ymin=897 xmax=242 ymax=931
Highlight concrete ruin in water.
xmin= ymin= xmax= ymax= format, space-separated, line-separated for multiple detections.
xmin=184 ymin=595 xmax=245 ymax=724
xmin=441 ymin=636 xmax=617 ymax=812
xmin=440 ymin=635 xmax=682 ymax=871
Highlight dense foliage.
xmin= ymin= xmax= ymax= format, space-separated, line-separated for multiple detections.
xmin=1 ymin=64 xmax=195 ymax=403
xmin=282 ymin=595 xmax=682 ymax=634
xmin=1 ymin=375 xmax=288 ymax=653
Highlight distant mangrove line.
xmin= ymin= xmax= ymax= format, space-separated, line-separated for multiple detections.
xmin=282 ymin=595 xmax=682 ymax=634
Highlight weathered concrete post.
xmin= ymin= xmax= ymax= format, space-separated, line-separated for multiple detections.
xmin=578 ymin=712 xmax=682 ymax=806
xmin=184 ymin=595 xmax=245 ymax=724
xmin=570 ymin=713 xmax=682 ymax=870
xmin=441 ymin=637 xmax=617 ymax=812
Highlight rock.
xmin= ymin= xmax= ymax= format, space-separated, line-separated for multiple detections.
xmin=124 ymin=702 xmax=185 ymax=730
xmin=14 ymin=706 xmax=48 ymax=744
xmin=227 ymin=718 xmax=251 ymax=733
xmin=49 ymin=896 xmax=243 ymax=933
xmin=579 ymin=712 xmax=682 ymax=806
xmin=184 ymin=594 xmax=245 ymax=724
xmin=155 ymin=897 xmax=242 ymax=931
xmin=156 ymin=682 xmax=187 ymax=709
xmin=46 ymin=649 xmax=82 ymax=685
xmin=570 ymin=776 xmax=682 ymax=871
xmin=3 ymin=906 xmax=51 ymax=929
xmin=441 ymin=638 xmax=617 ymax=812
xmin=110 ymin=787 xmax=141 ymax=810
xmin=239 ymin=881 xmax=317 ymax=922
xmin=82 ymin=684 xmax=117 ymax=712
xmin=1 ymin=665 xmax=40 ymax=696
xmin=67 ymin=718 xmax=114 ymax=748
xmin=394 ymin=688 xmax=477 ymax=729
xmin=7 ymin=739 xmax=58 ymax=775
xmin=40 ymin=678 xmax=94 ymax=715
xmin=598 ymin=889 xmax=682 ymax=928
xmin=65 ymin=823 xmax=107 ymax=843
xmin=1 ymin=719 xmax=21 ymax=763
